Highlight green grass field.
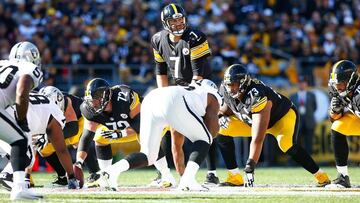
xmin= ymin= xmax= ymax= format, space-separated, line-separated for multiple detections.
xmin=1 ymin=167 xmax=360 ymax=202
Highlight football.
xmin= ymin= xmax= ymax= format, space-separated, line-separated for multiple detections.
xmin=73 ymin=163 xmax=84 ymax=188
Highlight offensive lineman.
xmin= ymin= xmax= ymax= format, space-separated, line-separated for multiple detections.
xmin=0 ymin=41 xmax=43 ymax=200
xmin=327 ymin=60 xmax=360 ymax=188
xmin=218 ymin=64 xmax=330 ymax=187
xmin=98 ymin=79 xmax=221 ymax=191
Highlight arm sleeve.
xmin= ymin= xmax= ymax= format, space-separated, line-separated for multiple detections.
xmin=78 ymin=129 xmax=95 ymax=152
xmin=63 ymin=121 xmax=79 ymax=139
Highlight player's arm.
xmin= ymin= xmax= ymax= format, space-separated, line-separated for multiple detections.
xmin=63 ymin=97 xmax=79 ymax=139
xmin=46 ymin=115 xmax=75 ymax=178
xmin=248 ymin=100 xmax=272 ymax=163
xmin=204 ymin=93 xmax=220 ymax=138
xmin=15 ymin=75 xmax=34 ymax=130
xmin=190 ymin=31 xmax=211 ymax=79
xmin=171 ymin=129 xmax=185 ymax=175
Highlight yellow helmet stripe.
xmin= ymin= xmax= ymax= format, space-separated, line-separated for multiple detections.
xmin=171 ymin=3 xmax=178 ymax=14
xmin=85 ymin=79 xmax=96 ymax=96
xmin=331 ymin=60 xmax=345 ymax=81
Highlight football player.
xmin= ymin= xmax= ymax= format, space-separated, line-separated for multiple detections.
xmin=37 ymin=86 xmax=100 ymax=187
xmin=0 ymin=92 xmax=79 ymax=190
xmin=327 ymin=60 xmax=360 ymax=188
xmin=152 ymin=3 xmax=219 ymax=185
xmin=0 ymin=41 xmax=43 ymax=200
xmin=73 ymin=78 xmax=175 ymax=188
xmin=218 ymin=64 xmax=330 ymax=187
xmin=97 ymin=79 xmax=221 ymax=191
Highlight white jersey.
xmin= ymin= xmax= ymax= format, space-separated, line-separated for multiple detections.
xmin=0 ymin=60 xmax=43 ymax=109
xmin=6 ymin=93 xmax=65 ymax=136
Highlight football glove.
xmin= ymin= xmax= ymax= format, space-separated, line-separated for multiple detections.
xmin=219 ymin=115 xmax=230 ymax=129
xmin=330 ymin=97 xmax=345 ymax=114
xmin=100 ymin=130 xmax=123 ymax=139
xmin=68 ymin=175 xmax=79 ymax=189
xmin=244 ymin=159 xmax=256 ymax=187
xmin=32 ymin=134 xmax=48 ymax=151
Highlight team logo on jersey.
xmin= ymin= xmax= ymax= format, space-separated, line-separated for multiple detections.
xmin=109 ymin=117 xmax=114 ymax=121
xmin=182 ymin=48 xmax=189 ymax=55
xmin=121 ymin=114 xmax=128 ymax=119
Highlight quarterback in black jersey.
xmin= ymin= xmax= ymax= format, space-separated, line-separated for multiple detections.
xmin=152 ymin=3 xmax=219 ymax=185
xmin=327 ymin=60 xmax=360 ymax=188
xmin=218 ymin=64 xmax=330 ymax=187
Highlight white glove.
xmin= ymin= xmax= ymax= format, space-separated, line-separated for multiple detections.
xmin=219 ymin=115 xmax=230 ymax=129
xmin=100 ymin=130 xmax=123 ymax=139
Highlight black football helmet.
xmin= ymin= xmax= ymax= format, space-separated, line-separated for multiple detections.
xmin=161 ymin=3 xmax=187 ymax=36
xmin=329 ymin=60 xmax=359 ymax=97
xmin=223 ymin=64 xmax=251 ymax=98
xmin=84 ymin=78 xmax=112 ymax=114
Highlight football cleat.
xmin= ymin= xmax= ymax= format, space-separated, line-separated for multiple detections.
xmin=326 ymin=173 xmax=351 ymax=188
xmin=315 ymin=171 xmax=331 ymax=187
xmin=25 ymin=173 xmax=34 ymax=188
xmin=0 ymin=172 xmax=13 ymax=191
xmin=98 ymin=171 xmax=117 ymax=191
xmin=10 ymin=183 xmax=43 ymax=200
xmin=148 ymin=171 xmax=161 ymax=187
xmin=203 ymin=173 xmax=219 ymax=186
xmin=84 ymin=173 xmax=101 ymax=188
xmin=219 ymin=172 xmax=244 ymax=186
xmin=178 ymin=178 xmax=209 ymax=191
xmin=159 ymin=172 xmax=177 ymax=188
xmin=48 ymin=176 xmax=68 ymax=188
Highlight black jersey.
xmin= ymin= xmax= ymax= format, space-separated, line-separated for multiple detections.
xmin=80 ymin=85 xmax=141 ymax=133
xmin=64 ymin=93 xmax=83 ymax=119
xmin=151 ymin=28 xmax=212 ymax=85
xmin=220 ymin=79 xmax=293 ymax=128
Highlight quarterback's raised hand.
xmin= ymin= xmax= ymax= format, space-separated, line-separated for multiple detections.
xmin=219 ymin=115 xmax=230 ymax=129
xmin=244 ymin=159 xmax=256 ymax=187
xmin=100 ymin=130 xmax=123 ymax=139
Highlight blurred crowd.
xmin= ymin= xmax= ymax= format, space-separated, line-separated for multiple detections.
xmin=1 ymin=0 xmax=360 ymax=92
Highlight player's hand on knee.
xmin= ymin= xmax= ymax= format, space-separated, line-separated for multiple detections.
xmin=100 ymin=130 xmax=122 ymax=139
xmin=32 ymin=134 xmax=48 ymax=151
xmin=330 ymin=97 xmax=345 ymax=114
xmin=219 ymin=115 xmax=230 ymax=129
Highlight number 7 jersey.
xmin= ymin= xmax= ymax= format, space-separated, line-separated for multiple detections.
xmin=0 ymin=60 xmax=43 ymax=109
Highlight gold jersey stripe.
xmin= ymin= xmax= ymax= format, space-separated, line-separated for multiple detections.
xmin=171 ymin=4 xmax=178 ymax=14
xmin=191 ymin=49 xmax=211 ymax=60
xmin=191 ymin=40 xmax=210 ymax=56
xmin=251 ymin=97 xmax=268 ymax=113
xmin=130 ymin=92 xmax=140 ymax=110
xmin=153 ymin=48 xmax=164 ymax=62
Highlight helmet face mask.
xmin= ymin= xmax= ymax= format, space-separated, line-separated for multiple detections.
xmin=9 ymin=41 xmax=41 ymax=68
xmin=39 ymin=86 xmax=65 ymax=112
xmin=330 ymin=60 xmax=359 ymax=97
xmin=161 ymin=4 xmax=187 ymax=36
xmin=223 ymin=64 xmax=250 ymax=99
xmin=84 ymin=78 xmax=112 ymax=114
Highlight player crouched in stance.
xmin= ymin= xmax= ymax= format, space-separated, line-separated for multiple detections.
xmin=0 ymin=91 xmax=79 ymax=190
xmin=97 ymin=79 xmax=221 ymax=191
xmin=73 ymin=78 xmax=175 ymax=189
xmin=37 ymin=86 xmax=100 ymax=187
xmin=326 ymin=60 xmax=360 ymax=188
xmin=218 ymin=64 xmax=330 ymax=187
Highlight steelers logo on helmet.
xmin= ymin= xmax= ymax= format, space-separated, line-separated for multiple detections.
xmin=84 ymin=78 xmax=112 ymax=114
xmin=161 ymin=3 xmax=187 ymax=36
xmin=223 ymin=64 xmax=251 ymax=99
xmin=330 ymin=60 xmax=359 ymax=97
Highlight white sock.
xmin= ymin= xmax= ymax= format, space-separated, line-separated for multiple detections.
xmin=154 ymin=157 xmax=170 ymax=176
xmin=182 ymin=161 xmax=200 ymax=182
xmin=98 ymin=159 xmax=112 ymax=171
xmin=336 ymin=165 xmax=349 ymax=176
xmin=207 ymin=170 xmax=217 ymax=176
xmin=2 ymin=162 xmax=13 ymax=173
xmin=13 ymin=171 xmax=25 ymax=184
xmin=228 ymin=168 xmax=240 ymax=174
xmin=106 ymin=159 xmax=130 ymax=179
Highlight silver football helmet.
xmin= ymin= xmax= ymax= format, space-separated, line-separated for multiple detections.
xmin=39 ymin=86 xmax=65 ymax=112
xmin=191 ymin=79 xmax=223 ymax=106
xmin=9 ymin=41 xmax=41 ymax=68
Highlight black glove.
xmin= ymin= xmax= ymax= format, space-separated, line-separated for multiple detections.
xmin=100 ymin=130 xmax=123 ymax=139
xmin=219 ymin=115 xmax=230 ymax=129
xmin=68 ymin=174 xmax=79 ymax=189
xmin=244 ymin=159 xmax=256 ymax=187
xmin=33 ymin=134 xmax=48 ymax=151
xmin=330 ymin=97 xmax=345 ymax=114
